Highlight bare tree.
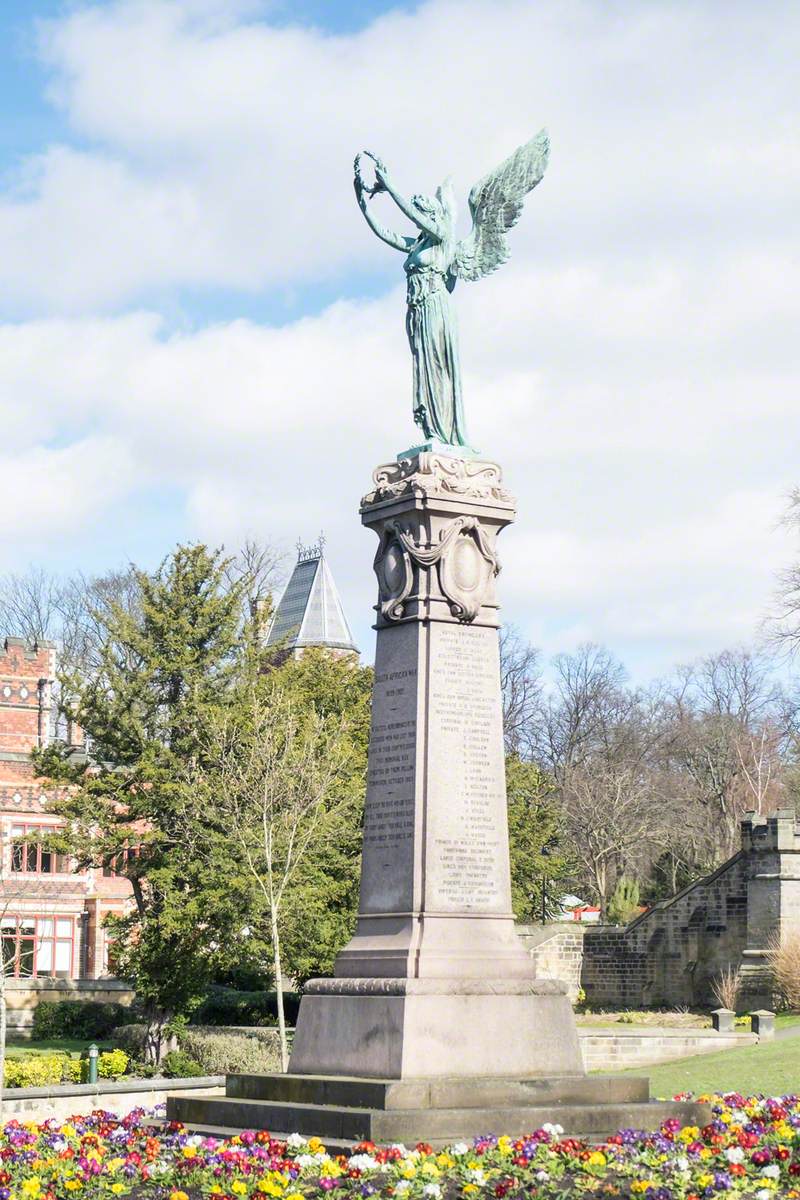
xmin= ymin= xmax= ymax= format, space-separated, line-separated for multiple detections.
xmin=560 ymin=762 xmax=663 ymax=913
xmin=199 ymin=686 xmax=354 ymax=1070
xmin=499 ymin=625 xmax=543 ymax=756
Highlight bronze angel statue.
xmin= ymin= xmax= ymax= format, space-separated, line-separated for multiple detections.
xmin=354 ymin=130 xmax=549 ymax=448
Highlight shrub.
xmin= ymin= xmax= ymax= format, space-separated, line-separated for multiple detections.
xmin=3 ymin=1053 xmax=71 ymax=1088
xmin=32 ymin=1001 xmax=136 ymax=1041
xmin=711 ymin=964 xmax=742 ymax=1011
xmin=162 ymin=1050 xmax=204 ymax=1078
xmin=109 ymin=1024 xmax=149 ymax=1057
xmin=97 ymin=1048 xmax=129 ymax=1080
xmin=182 ymin=1029 xmax=282 ymax=1075
xmin=766 ymin=931 xmax=800 ymax=1009
xmin=63 ymin=1058 xmax=84 ymax=1083
xmin=607 ymin=876 xmax=641 ymax=925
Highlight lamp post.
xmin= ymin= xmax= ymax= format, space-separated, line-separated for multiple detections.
xmin=88 ymin=1043 xmax=98 ymax=1085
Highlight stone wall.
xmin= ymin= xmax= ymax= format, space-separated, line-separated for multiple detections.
xmin=0 ymin=1076 xmax=224 ymax=1122
xmin=578 ymin=1028 xmax=757 ymax=1072
xmin=580 ymin=811 xmax=800 ymax=1009
xmin=6 ymin=978 xmax=135 ymax=1033
xmin=517 ymin=924 xmax=586 ymax=1002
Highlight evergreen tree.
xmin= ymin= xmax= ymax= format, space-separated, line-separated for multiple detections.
xmin=607 ymin=875 xmax=641 ymax=925
xmin=37 ymin=544 xmax=258 ymax=1057
xmin=506 ymin=756 xmax=575 ymax=923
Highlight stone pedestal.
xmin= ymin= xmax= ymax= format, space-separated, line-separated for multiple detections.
xmin=169 ymin=450 xmax=712 ymax=1142
xmin=289 ymin=451 xmax=583 ymax=1079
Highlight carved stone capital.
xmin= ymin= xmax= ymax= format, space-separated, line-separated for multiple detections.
xmin=373 ymin=515 xmax=500 ymax=624
xmin=363 ymin=452 xmax=514 ymax=508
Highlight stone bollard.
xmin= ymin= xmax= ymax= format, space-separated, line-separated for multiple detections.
xmin=751 ymin=1010 xmax=776 ymax=1038
xmin=711 ymin=1008 xmax=735 ymax=1033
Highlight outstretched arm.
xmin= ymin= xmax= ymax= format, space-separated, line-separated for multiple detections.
xmin=374 ymin=163 xmax=440 ymax=240
xmin=354 ymin=180 xmax=415 ymax=253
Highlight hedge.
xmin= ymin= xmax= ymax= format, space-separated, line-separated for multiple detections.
xmin=32 ymin=1000 xmax=137 ymax=1041
xmin=193 ymin=986 xmax=301 ymax=1027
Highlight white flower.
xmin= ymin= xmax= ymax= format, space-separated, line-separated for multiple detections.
xmin=287 ymin=1133 xmax=307 ymax=1148
xmin=542 ymin=1123 xmax=563 ymax=1137
xmin=391 ymin=1143 xmax=409 ymax=1156
xmin=422 ymin=1185 xmax=441 ymax=1197
xmin=535 ymin=1170 xmax=550 ymax=1182
xmin=451 ymin=1143 xmax=470 ymax=1157
xmin=762 ymin=1165 xmax=780 ymax=1179
xmin=467 ymin=1169 xmax=486 ymax=1185
xmin=394 ymin=1182 xmax=411 ymax=1193
xmin=757 ymin=1190 xmax=772 ymax=1200
xmin=295 ymin=1154 xmax=316 ymax=1169
xmin=725 ymin=1147 xmax=744 ymax=1164
xmin=349 ymin=1154 xmax=378 ymax=1172
xmin=148 ymin=1162 xmax=169 ymax=1177
xmin=675 ymin=1156 xmax=690 ymax=1172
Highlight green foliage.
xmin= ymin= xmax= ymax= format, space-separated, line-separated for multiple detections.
xmin=32 ymin=1001 xmax=135 ymax=1041
xmin=263 ymin=650 xmax=372 ymax=984
xmin=193 ymin=985 xmax=302 ymax=1027
xmin=109 ymin=1024 xmax=149 ymax=1058
xmin=3 ymin=1054 xmax=72 ymax=1088
xmin=181 ymin=1028 xmax=282 ymax=1075
xmin=505 ymin=756 xmax=576 ymax=923
xmin=607 ymin=875 xmax=641 ymax=924
xmin=161 ymin=1049 xmax=204 ymax=1078
xmin=97 ymin=1048 xmax=129 ymax=1080
xmin=36 ymin=544 xmax=264 ymax=1032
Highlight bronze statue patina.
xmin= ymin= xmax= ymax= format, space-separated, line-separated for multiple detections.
xmin=354 ymin=131 xmax=549 ymax=450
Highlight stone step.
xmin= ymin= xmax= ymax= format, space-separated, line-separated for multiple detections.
xmin=167 ymin=1093 xmax=710 ymax=1146
xmin=225 ymin=1072 xmax=651 ymax=1110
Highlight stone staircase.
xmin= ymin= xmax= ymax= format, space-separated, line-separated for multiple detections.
xmin=167 ymin=1072 xmax=710 ymax=1147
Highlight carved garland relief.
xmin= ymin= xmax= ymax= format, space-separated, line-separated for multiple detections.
xmin=373 ymin=516 xmax=500 ymax=623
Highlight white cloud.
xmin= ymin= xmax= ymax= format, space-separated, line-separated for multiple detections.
xmin=0 ymin=0 xmax=798 ymax=678
xmin=0 ymin=0 xmax=793 ymax=309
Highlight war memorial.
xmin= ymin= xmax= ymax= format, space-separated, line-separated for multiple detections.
xmin=169 ymin=134 xmax=710 ymax=1144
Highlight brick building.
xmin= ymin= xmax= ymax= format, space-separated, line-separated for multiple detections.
xmin=0 ymin=636 xmax=134 ymax=1027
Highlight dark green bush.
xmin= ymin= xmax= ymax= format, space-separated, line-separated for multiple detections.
xmin=193 ymin=986 xmax=300 ymax=1028
xmin=32 ymin=1001 xmax=137 ymax=1041
xmin=162 ymin=1049 xmax=204 ymax=1078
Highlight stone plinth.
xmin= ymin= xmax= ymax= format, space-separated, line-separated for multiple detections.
xmin=289 ymin=452 xmax=582 ymax=1079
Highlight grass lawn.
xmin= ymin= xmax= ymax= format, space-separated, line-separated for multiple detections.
xmin=629 ymin=1036 xmax=800 ymax=1098
xmin=4 ymin=1037 xmax=113 ymax=1058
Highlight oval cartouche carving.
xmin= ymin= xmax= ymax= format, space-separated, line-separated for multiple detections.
xmin=452 ymin=537 xmax=482 ymax=592
xmin=383 ymin=542 xmax=406 ymax=592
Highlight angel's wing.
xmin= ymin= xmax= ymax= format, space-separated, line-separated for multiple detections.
xmin=453 ymin=129 xmax=549 ymax=282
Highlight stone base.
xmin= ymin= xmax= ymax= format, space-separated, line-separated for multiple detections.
xmin=166 ymin=1071 xmax=712 ymax=1147
xmin=288 ymin=977 xmax=584 ymax=1079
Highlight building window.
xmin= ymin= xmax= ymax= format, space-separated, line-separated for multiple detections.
xmin=9 ymin=824 xmax=71 ymax=874
xmin=102 ymin=846 xmax=140 ymax=877
xmin=0 ymin=915 xmax=75 ymax=979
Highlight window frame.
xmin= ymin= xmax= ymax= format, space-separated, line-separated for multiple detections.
xmin=8 ymin=822 xmax=72 ymax=876
xmin=0 ymin=913 xmax=76 ymax=979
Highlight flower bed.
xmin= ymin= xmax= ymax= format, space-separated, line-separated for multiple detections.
xmin=1 ymin=1094 xmax=800 ymax=1198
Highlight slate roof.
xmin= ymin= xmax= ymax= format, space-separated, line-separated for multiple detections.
xmin=266 ymin=542 xmax=358 ymax=655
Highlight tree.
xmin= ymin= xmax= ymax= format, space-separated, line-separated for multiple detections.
xmin=37 ymin=544 xmax=257 ymax=1058
xmin=197 ymin=680 xmax=358 ymax=1070
xmin=505 ymin=757 xmax=574 ymax=923
xmin=606 ymin=875 xmax=641 ymax=925
xmin=499 ymin=626 xmax=543 ymax=757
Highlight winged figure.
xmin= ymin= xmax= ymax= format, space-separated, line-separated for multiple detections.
xmin=354 ymin=130 xmax=549 ymax=448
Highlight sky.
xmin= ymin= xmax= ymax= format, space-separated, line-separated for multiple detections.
xmin=0 ymin=0 xmax=798 ymax=680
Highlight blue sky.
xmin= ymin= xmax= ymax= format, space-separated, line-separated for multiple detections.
xmin=0 ymin=0 xmax=799 ymax=680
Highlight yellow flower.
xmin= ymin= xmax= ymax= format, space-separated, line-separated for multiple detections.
xmin=420 ymin=1162 xmax=440 ymax=1178
xmin=21 ymin=1179 xmax=41 ymax=1196
xmin=699 ymin=1148 xmax=712 ymax=1160
xmin=630 ymin=1182 xmax=654 ymax=1194
xmin=62 ymin=1125 xmax=76 ymax=1137
xmin=286 ymin=1193 xmax=305 ymax=1200
xmin=497 ymin=1137 xmax=512 ymax=1156
xmin=170 ymin=1193 xmax=190 ymax=1200
xmin=719 ymin=1112 xmax=731 ymax=1125
xmin=107 ymin=1157 xmax=125 ymax=1173
xmin=308 ymin=1138 xmax=324 ymax=1153
xmin=232 ymin=1183 xmax=248 ymax=1196
xmin=258 ymin=1183 xmax=284 ymax=1197
xmin=436 ymin=1154 xmax=454 ymax=1170
xmin=111 ymin=1186 xmax=125 ymax=1195
xmin=182 ymin=1146 xmax=198 ymax=1158
xmin=678 ymin=1126 xmax=699 ymax=1144
xmin=64 ymin=1183 xmax=82 ymax=1193
xmin=401 ymin=1166 xmax=417 ymax=1180
xmin=697 ymin=1174 xmax=713 ymax=1188
xmin=463 ymin=1187 xmax=479 ymax=1196
xmin=587 ymin=1151 xmax=606 ymax=1167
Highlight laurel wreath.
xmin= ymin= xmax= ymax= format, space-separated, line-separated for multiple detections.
xmin=354 ymin=151 xmax=386 ymax=197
